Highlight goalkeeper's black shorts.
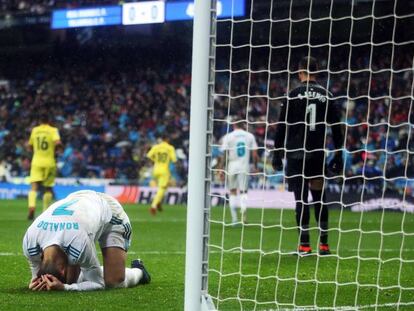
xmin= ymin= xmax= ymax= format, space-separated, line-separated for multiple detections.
xmin=286 ymin=151 xmax=325 ymax=192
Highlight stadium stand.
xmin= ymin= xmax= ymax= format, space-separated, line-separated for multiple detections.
xmin=212 ymin=47 xmax=414 ymax=189
xmin=0 ymin=53 xmax=191 ymax=185
xmin=0 ymin=44 xmax=412 ymax=188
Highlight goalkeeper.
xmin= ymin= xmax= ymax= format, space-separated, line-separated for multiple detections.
xmin=272 ymin=56 xmax=344 ymax=256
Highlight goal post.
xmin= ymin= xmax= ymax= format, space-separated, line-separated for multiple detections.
xmin=184 ymin=0 xmax=216 ymax=310
xmin=185 ymin=0 xmax=414 ymax=310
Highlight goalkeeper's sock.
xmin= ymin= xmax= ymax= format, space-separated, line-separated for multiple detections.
xmin=312 ymin=189 xmax=329 ymax=245
xmin=294 ymin=187 xmax=310 ymax=245
xmin=42 ymin=191 xmax=53 ymax=211
xmin=295 ymin=211 xmax=310 ymax=245
xmin=229 ymin=194 xmax=238 ymax=223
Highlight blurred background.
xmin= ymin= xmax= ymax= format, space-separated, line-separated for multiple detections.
xmin=0 ymin=0 xmax=200 ymax=187
xmin=0 ymin=0 xmax=413 ymax=202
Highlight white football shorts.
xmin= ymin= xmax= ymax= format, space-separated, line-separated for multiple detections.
xmin=97 ymin=193 xmax=132 ymax=251
xmin=227 ymin=172 xmax=248 ymax=192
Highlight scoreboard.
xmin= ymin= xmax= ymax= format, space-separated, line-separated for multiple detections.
xmin=51 ymin=0 xmax=245 ymax=29
xmin=122 ymin=1 xmax=165 ymax=25
xmin=52 ymin=6 xmax=121 ymax=29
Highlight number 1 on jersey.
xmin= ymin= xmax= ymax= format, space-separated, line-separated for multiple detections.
xmin=306 ymin=104 xmax=316 ymax=131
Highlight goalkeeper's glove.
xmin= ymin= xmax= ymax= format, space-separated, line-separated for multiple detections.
xmin=272 ymin=151 xmax=284 ymax=171
xmin=328 ymin=151 xmax=343 ymax=175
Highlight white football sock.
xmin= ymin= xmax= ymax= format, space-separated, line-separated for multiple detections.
xmin=123 ymin=267 xmax=143 ymax=287
xmin=240 ymin=193 xmax=248 ymax=214
xmin=78 ymin=266 xmax=143 ymax=288
xmin=229 ymin=194 xmax=238 ymax=223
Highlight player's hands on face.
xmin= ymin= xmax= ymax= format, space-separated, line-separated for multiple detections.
xmin=29 ymin=277 xmax=47 ymax=291
xmin=42 ymin=274 xmax=65 ymax=291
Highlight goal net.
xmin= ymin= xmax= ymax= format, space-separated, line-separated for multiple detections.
xmin=195 ymin=0 xmax=414 ymax=310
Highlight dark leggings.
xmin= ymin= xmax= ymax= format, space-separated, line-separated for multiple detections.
xmin=293 ymin=183 xmax=328 ymax=246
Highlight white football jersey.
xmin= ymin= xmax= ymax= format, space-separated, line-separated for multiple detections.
xmin=22 ymin=190 xmax=116 ymax=291
xmin=220 ymin=129 xmax=258 ymax=174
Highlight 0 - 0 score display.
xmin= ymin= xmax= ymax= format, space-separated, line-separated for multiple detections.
xmin=51 ymin=0 xmax=245 ymax=29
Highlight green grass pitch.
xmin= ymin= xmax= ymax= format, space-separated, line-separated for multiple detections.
xmin=0 ymin=199 xmax=413 ymax=310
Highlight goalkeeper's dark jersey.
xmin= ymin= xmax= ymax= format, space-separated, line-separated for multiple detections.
xmin=273 ymin=80 xmax=343 ymax=159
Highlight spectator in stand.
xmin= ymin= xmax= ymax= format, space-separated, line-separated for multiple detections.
xmin=0 ymin=158 xmax=11 ymax=182
xmin=0 ymin=46 xmax=412 ymax=195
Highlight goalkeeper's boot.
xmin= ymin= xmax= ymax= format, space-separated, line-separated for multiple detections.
xmin=319 ymin=244 xmax=331 ymax=256
xmin=297 ymin=245 xmax=312 ymax=256
xmin=131 ymin=259 xmax=151 ymax=285
xmin=156 ymin=202 xmax=163 ymax=212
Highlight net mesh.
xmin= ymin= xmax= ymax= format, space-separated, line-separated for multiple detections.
xmin=206 ymin=0 xmax=414 ymax=309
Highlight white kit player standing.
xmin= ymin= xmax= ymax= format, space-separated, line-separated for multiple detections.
xmin=220 ymin=122 xmax=259 ymax=225
xmin=22 ymin=190 xmax=150 ymax=291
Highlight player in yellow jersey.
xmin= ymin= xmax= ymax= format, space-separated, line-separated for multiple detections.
xmin=27 ymin=113 xmax=62 ymax=220
xmin=146 ymin=134 xmax=177 ymax=215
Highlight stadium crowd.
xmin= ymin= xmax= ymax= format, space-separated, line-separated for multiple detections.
xmin=0 ymin=47 xmax=413 ymax=189
xmin=0 ymin=56 xmax=191 ymax=185
xmin=212 ymin=47 xmax=414 ymax=189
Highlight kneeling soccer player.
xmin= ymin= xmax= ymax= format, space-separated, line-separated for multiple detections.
xmin=23 ymin=190 xmax=151 ymax=291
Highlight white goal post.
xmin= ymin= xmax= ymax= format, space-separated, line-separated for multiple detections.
xmin=185 ymin=0 xmax=414 ymax=310
xmin=185 ymin=0 xmax=216 ymax=310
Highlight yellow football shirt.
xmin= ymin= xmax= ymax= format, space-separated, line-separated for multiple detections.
xmin=29 ymin=124 xmax=60 ymax=167
xmin=147 ymin=141 xmax=177 ymax=174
